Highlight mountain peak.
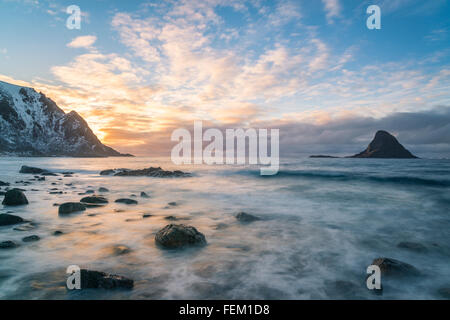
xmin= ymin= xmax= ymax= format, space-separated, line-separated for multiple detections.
xmin=351 ymin=130 xmax=418 ymax=159
xmin=0 ymin=80 xmax=132 ymax=157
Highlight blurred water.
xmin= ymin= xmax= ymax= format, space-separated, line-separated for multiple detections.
xmin=0 ymin=157 xmax=449 ymax=299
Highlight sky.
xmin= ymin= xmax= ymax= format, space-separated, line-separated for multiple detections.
xmin=0 ymin=0 xmax=449 ymax=157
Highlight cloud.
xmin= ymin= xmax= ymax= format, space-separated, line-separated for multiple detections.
xmin=322 ymin=0 xmax=341 ymax=23
xmin=67 ymin=35 xmax=97 ymax=49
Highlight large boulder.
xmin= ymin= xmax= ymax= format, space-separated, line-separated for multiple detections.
xmin=80 ymin=269 xmax=134 ymax=289
xmin=371 ymin=257 xmax=420 ymax=277
xmin=2 ymin=189 xmax=29 ymax=206
xmin=0 ymin=213 xmax=24 ymax=226
xmin=155 ymin=224 xmax=207 ymax=249
xmin=19 ymin=165 xmax=47 ymax=174
xmin=58 ymin=202 xmax=86 ymax=215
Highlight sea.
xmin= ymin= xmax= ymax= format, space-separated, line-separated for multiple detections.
xmin=0 ymin=156 xmax=449 ymax=299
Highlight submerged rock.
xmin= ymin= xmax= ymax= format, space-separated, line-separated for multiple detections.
xmin=53 ymin=230 xmax=64 ymax=236
xmin=13 ymin=222 xmax=37 ymax=231
xmin=98 ymin=187 xmax=109 ymax=193
xmin=140 ymin=192 xmax=150 ymax=198
xmin=41 ymin=172 xmax=58 ymax=176
xmin=371 ymin=257 xmax=420 ymax=277
xmin=397 ymin=242 xmax=428 ymax=253
xmin=80 ymin=269 xmax=134 ymax=289
xmin=236 ymin=212 xmax=260 ymax=223
xmin=155 ymin=224 xmax=207 ymax=249
xmin=19 ymin=165 xmax=47 ymax=174
xmin=115 ymin=198 xmax=138 ymax=205
xmin=22 ymin=235 xmax=40 ymax=242
xmin=80 ymin=196 xmax=108 ymax=204
xmin=110 ymin=245 xmax=132 ymax=256
xmin=58 ymin=202 xmax=86 ymax=215
xmin=2 ymin=189 xmax=29 ymax=206
xmin=0 ymin=240 xmax=19 ymax=249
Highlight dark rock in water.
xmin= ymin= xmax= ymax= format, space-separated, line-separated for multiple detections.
xmin=309 ymin=155 xmax=340 ymax=158
xmin=0 ymin=240 xmax=19 ymax=249
xmin=371 ymin=258 xmax=420 ymax=277
xmin=80 ymin=269 xmax=134 ymax=289
xmin=351 ymin=131 xmax=418 ymax=158
xmin=140 ymin=192 xmax=150 ymax=198
xmin=80 ymin=196 xmax=108 ymax=204
xmin=2 ymin=189 xmax=29 ymax=206
xmin=102 ymin=167 xmax=190 ymax=178
xmin=110 ymin=245 xmax=132 ymax=256
xmin=130 ymin=194 xmax=137 ymax=197
xmin=41 ymin=172 xmax=58 ymax=176
xmin=19 ymin=165 xmax=47 ymax=174
xmin=143 ymin=214 xmax=153 ymax=218
xmin=85 ymin=190 xmax=95 ymax=194
xmin=22 ymin=235 xmax=40 ymax=242
xmin=53 ymin=230 xmax=64 ymax=236
xmin=0 ymin=191 xmax=6 ymax=196
xmin=168 ymin=202 xmax=177 ymax=206
xmin=115 ymin=198 xmax=138 ymax=205
xmin=98 ymin=187 xmax=109 ymax=193
xmin=58 ymin=202 xmax=86 ymax=215
xmin=155 ymin=224 xmax=207 ymax=249
xmin=0 ymin=181 xmax=10 ymax=186
xmin=236 ymin=212 xmax=260 ymax=223
xmin=397 ymin=242 xmax=428 ymax=253
xmin=100 ymin=169 xmax=116 ymax=176
xmin=49 ymin=191 xmax=63 ymax=194
xmin=0 ymin=213 xmax=24 ymax=226
xmin=37 ymin=177 xmax=45 ymax=181
xmin=165 ymin=215 xmax=179 ymax=221
xmin=64 ymin=174 xmax=73 ymax=177
xmin=437 ymin=287 xmax=450 ymax=299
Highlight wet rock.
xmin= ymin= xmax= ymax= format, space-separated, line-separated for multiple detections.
xmin=49 ymin=191 xmax=63 ymax=194
xmin=130 ymin=194 xmax=137 ymax=197
xmin=85 ymin=190 xmax=95 ymax=194
xmin=115 ymin=198 xmax=138 ymax=205
xmin=19 ymin=165 xmax=47 ymax=174
xmin=2 ymin=189 xmax=29 ymax=206
xmin=168 ymin=202 xmax=177 ymax=207
xmin=0 ymin=240 xmax=19 ymax=249
xmin=22 ymin=235 xmax=40 ymax=242
xmin=0 ymin=191 xmax=6 ymax=196
xmin=58 ymin=202 xmax=86 ymax=215
xmin=63 ymin=174 xmax=73 ymax=177
xmin=437 ymin=287 xmax=450 ymax=299
xmin=143 ymin=214 xmax=153 ymax=218
xmin=140 ymin=192 xmax=150 ymax=198
xmin=98 ymin=187 xmax=109 ymax=193
xmin=80 ymin=196 xmax=108 ymax=205
xmin=0 ymin=181 xmax=10 ymax=186
xmin=53 ymin=230 xmax=64 ymax=236
xmin=165 ymin=215 xmax=179 ymax=221
xmin=371 ymin=258 xmax=420 ymax=277
xmin=0 ymin=213 xmax=25 ymax=226
xmin=155 ymin=224 xmax=207 ymax=249
xmin=37 ymin=177 xmax=45 ymax=181
xmin=397 ymin=242 xmax=428 ymax=253
xmin=80 ymin=269 xmax=134 ymax=289
xmin=99 ymin=169 xmax=115 ymax=176
xmin=236 ymin=212 xmax=260 ymax=223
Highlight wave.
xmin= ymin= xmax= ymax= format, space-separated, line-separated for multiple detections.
xmin=232 ymin=169 xmax=450 ymax=187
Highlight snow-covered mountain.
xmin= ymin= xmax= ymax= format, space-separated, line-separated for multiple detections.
xmin=0 ymin=80 xmax=131 ymax=157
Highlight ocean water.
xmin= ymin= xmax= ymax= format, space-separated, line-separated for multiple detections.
xmin=0 ymin=157 xmax=449 ymax=300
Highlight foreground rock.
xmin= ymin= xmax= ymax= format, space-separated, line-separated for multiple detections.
xmin=58 ymin=202 xmax=86 ymax=215
xmin=80 ymin=196 xmax=108 ymax=205
xmin=0 ymin=240 xmax=20 ymax=249
xmin=100 ymin=167 xmax=190 ymax=178
xmin=155 ymin=224 xmax=207 ymax=249
xmin=19 ymin=165 xmax=47 ymax=174
xmin=351 ymin=130 xmax=418 ymax=158
xmin=0 ymin=213 xmax=25 ymax=226
xmin=79 ymin=269 xmax=134 ymax=289
xmin=236 ymin=212 xmax=260 ymax=223
xmin=2 ymin=189 xmax=29 ymax=206
xmin=371 ymin=258 xmax=420 ymax=277
xmin=115 ymin=198 xmax=138 ymax=205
